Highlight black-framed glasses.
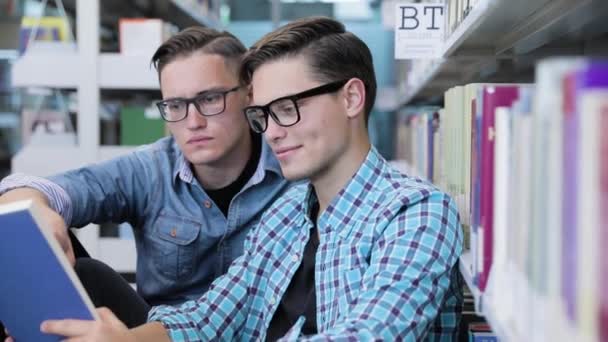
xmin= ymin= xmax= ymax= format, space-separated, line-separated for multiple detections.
xmin=156 ymin=86 xmax=240 ymax=122
xmin=243 ymin=79 xmax=348 ymax=133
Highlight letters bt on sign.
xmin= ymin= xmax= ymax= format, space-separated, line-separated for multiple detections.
xmin=395 ymin=3 xmax=446 ymax=59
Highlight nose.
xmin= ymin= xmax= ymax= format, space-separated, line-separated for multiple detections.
xmin=264 ymin=115 xmax=287 ymax=142
xmin=185 ymin=103 xmax=207 ymax=129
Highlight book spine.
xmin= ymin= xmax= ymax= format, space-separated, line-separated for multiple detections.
xmin=561 ymin=72 xmax=579 ymax=322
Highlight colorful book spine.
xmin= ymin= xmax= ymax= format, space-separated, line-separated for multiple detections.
xmin=471 ymin=96 xmax=481 ymax=285
xmin=532 ymin=60 xmax=585 ymax=333
xmin=561 ymin=71 xmax=579 ymax=322
xmin=576 ymin=62 xmax=608 ymax=341
xmin=477 ymin=85 xmax=520 ymax=291
xmin=600 ymin=78 xmax=608 ymax=342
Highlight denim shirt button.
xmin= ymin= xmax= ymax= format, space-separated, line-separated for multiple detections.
xmin=203 ymin=200 xmax=212 ymax=208
xmin=170 ymin=228 xmax=177 ymax=237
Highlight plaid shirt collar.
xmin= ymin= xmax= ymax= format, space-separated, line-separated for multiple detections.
xmin=301 ymin=146 xmax=382 ymax=235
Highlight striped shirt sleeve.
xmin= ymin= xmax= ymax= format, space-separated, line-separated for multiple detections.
xmin=0 ymin=173 xmax=73 ymax=224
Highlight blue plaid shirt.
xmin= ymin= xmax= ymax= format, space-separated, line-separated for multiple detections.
xmin=149 ymin=147 xmax=463 ymax=341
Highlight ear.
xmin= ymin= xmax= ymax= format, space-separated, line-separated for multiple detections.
xmin=342 ymin=78 xmax=366 ymax=120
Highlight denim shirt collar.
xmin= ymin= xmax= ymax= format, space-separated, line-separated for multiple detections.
xmin=172 ymin=137 xmax=283 ymax=186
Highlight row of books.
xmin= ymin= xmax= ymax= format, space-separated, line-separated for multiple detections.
xmin=395 ymin=58 xmax=608 ymax=341
xmin=446 ymin=0 xmax=480 ymax=36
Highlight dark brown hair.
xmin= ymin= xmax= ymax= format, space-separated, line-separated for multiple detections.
xmin=151 ymin=26 xmax=246 ymax=77
xmin=240 ymin=16 xmax=377 ymax=122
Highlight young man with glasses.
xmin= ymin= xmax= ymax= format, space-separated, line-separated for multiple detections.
xmin=0 ymin=26 xmax=288 ymax=331
xmin=40 ymin=16 xmax=463 ymax=341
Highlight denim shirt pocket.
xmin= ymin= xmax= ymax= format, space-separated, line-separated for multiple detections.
xmin=152 ymin=214 xmax=201 ymax=280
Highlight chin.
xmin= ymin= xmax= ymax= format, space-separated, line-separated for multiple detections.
xmin=281 ymin=164 xmax=313 ymax=182
xmin=186 ymin=150 xmax=222 ymax=165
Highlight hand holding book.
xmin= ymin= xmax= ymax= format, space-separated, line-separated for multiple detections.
xmin=0 ymin=188 xmax=75 ymax=265
xmin=0 ymin=200 xmax=96 ymax=341
xmin=41 ymin=307 xmax=136 ymax=342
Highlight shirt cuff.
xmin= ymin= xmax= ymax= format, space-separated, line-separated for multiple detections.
xmin=147 ymin=305 xmax=190 ymax=340
xmin=0 ymin=173 xmax=73 ymax=224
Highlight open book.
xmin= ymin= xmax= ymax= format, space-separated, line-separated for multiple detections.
xmin=0 ymin=200 xmax=98 ymax=341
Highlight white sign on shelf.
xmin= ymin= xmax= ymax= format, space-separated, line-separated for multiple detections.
xmin=394 ymin=2 xmax=446 ymax=60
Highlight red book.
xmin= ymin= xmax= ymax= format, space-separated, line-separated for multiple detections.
xmin=600 ymin=98 xmax=608 ymax=342
xmin=478 ymin=85 xmax=520 ymax=291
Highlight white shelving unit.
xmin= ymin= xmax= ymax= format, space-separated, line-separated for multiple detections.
xmin=398 ymin=0 xmax=608 ymax=104
xmin=13 ymin=53 xmax=160 ymax=89
xmin=10 ymin=0 xmax=218 ymax=272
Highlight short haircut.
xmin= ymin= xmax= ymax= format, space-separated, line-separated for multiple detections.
xmin=151 ymin=26 xmax=247 ymax=77
xmin=240 ymin=16 xmax=377 ymax=122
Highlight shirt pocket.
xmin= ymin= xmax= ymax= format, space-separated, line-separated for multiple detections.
xmin=151 ymin=213 xmax=201 ymax=280
xmin=338 ymin=267 xmax=365 ymax=314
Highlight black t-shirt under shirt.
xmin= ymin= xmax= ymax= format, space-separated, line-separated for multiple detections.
xmin=266 ymin=202 xmax=320 ymax=341
xmin=204 ymin=134 xmax=261 ymax=217
xmin=202 ymin=134 xmax=320 ymax=340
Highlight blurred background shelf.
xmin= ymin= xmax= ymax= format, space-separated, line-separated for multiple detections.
xmin=58 ymin=0 xmax=219 ymax=30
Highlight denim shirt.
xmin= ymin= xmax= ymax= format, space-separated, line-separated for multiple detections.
xmin=0 ymin=137 xmax=289 ymax=306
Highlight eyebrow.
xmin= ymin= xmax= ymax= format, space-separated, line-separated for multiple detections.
xmin=162 ymin=87 xmax=231 ymax=101
xmin=252 ymin=92 xmax=296 ymax=107
xmin=196 ymin=87 xmax=230 ymax=96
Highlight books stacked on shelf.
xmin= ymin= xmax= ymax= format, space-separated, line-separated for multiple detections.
xmin=394 ymin=107 xmax=441 ymax=182
xmin=119 ymin=18 xmax=177 ymax=57
xmin=18 ymin=16 xmax=73 ymax=55
xmin=468 ymin=323 xmax=497 ymax=342
xmin=445 ymin=0 xmax=479 ymax=36
xmin=395 ymin=57 xmax=608 ymax=341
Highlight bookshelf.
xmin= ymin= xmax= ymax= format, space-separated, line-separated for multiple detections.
xmin=398 ymin=0 xmax=608 ymax=105
xmin=458 ymin=251 xmax=482 ymax=314
xmin=9 ymin=0 xmax=219 ymax=272
xmin=396 ymin=0 xmax=608 ymax=341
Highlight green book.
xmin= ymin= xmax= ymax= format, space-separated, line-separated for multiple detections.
xmin=120 ymin=106 xmax=165 ymax=146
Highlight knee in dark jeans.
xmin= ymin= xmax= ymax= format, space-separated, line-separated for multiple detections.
xmin=75 ymin=258 xmax=117 ymax=283
xmin=74 ymin=258 xmax=150 ymax=328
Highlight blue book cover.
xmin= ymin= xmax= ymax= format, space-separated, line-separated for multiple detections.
xmin=468 ymin=323 xmax=498 ymax=342
xmin=0 ymin=200 xmax=98 ymax=341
